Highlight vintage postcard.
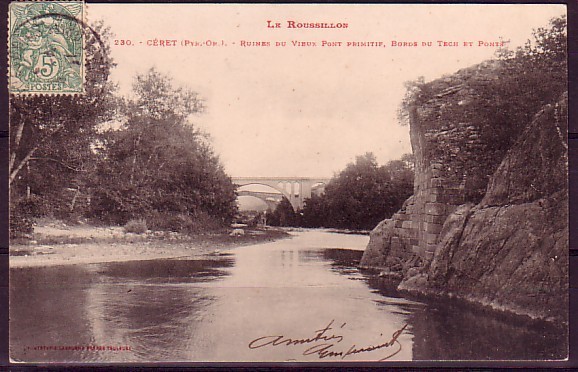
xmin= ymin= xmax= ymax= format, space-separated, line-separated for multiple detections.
xmin=8 ymin=3 xmax=568 ymax=363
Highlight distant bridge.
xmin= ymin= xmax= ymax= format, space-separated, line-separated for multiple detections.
xmin=232 ymin=177 xmax=331 ymax=211
xmin=237 ymin=190 xmax=284 ymax=210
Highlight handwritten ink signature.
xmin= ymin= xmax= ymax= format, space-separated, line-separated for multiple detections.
xmin=248 ymin=320 xmax=407 ymax=361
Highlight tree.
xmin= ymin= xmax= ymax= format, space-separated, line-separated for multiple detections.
xmin=10 ymin=21 xmax=116 ymax=229
xmin=300 ymin=153 xmax=414 ymax=230
xmin=268 ymin=198 xmax=300 ymax=227
xmin=324 ymin=153 xmax=384 ymax=229
xmin=301 ymin=193 xmax=327 ymax=228
xmin=90 ymin=68 xmax=238 ymax=228
xmin=381 ymin=155 xmax=415 ymax=214
xmin=10 ymin=21 xmax=115 ymax=186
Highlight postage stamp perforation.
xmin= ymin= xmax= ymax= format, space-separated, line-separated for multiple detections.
xmin=9 ymin=0 xmax=86 ymax=95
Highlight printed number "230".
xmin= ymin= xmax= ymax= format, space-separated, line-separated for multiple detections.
xmin=114 ymin=40 xmax=133 ymax=46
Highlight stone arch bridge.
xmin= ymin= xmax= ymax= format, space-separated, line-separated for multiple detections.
xmin=232 ymin=177 xmax=331 ymax=211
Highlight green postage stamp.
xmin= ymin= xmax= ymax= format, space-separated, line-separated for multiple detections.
xmin=9 ymin=1 xmax=85 ymax=94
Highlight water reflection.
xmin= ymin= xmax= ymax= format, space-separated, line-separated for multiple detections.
xmin=323 ymin=248 xmax=366 ymax=278
xmin=322 ymin=247 xmax=566 ymax=360
xmin=365 ymin=275 xmax=567 ymax=360
xmin=97 ymin=258 xmax=234 ymax=283
xmin=10 ymin=265 xmax=100 ymax=362
xmin=10 ymin=258 xmax=233 ymax=362
xmin=403 ymin=296 xmax=567 ymax=360
xmin=9 ymin=231 xmax=567 ymax=362
xmin=186 ymin=233 xmax=411 ymax=362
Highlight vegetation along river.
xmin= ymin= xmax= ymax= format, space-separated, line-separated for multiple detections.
xmin=10 ymin=230 xmax=565 ymax=362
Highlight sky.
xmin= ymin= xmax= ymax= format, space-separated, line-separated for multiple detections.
xmin=89 ymin=4 xmax=565 ymax=178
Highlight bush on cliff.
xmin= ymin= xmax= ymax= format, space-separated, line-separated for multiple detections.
xmin=398 ymin=16 xmax=567 ymax=204
xmin=364 ymin=16 xmax=568 ymax=323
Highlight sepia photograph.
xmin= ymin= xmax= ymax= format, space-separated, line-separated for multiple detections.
xmin=8 ymin=3 xmax=568 ymax=363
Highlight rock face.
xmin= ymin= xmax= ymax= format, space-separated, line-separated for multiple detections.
xmin=360 ymin=61 xmax=568 ymax=322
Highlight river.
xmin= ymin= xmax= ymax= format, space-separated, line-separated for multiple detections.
xmin=10 ymin=230 xmax=566 ymax=363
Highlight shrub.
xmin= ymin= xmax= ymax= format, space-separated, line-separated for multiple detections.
xmin=147 ymin=212 xmax=192 ymax=232
xmin=124 ymin=219 xmax=148 ymax=234
xmin=9 ymin=197 xmax=35 ymax=239
xmin=147 ymin=210 xmax=227 ymax=233
xmin=10 ymin=211 xmax=33 ymax=239
xmin=186 ymin=211 xmax=226 ymax=233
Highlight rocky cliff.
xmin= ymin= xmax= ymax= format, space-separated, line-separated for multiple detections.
xmin=360 ymin=61 xmax=568 ymax=322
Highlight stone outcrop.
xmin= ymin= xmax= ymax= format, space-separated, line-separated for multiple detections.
xmin=360 ymin=60 xmax=568 ymax=322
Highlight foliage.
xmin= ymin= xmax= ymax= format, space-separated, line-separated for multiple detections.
xmin=267 ymin=198 xmax=301 ymax=227
xmin=89 ymin=68 xmax=238 ymax=228
xmin=400 ymin=16 xmax=566 ymax=129
xmin=301 ymin=153 xmax=414 ymax=230
xmin=301 ymin=194 xmax=327 ymax=228
xmin=124 ymin=219 xmax=148 ymax=234
xmin=9 ymin=21 xmax=116 ymax=234
xmin=145 ymin=210 xmax=226 ymax=233
xmin=9 ymin=198 xmax=34 ymax=238
xmin=397 ymin=16 xmax=567 ymax=203
xmin=147 ymin=212 xmax=192 ymax=232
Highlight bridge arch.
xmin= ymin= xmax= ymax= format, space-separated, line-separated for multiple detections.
xmin=232 ymin=177 xmax=331 ymax=211
xmin=236 ymin=183 xmax=288 ymax=212
xmin=237 ymin=195 xmax=278 ymax=214
xmin=237 ymin=195 xmax=268 ymax=210
xmin=237 ymin=183 xmax=290 ymax=200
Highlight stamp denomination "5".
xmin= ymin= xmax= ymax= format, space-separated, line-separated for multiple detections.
xmin=9 ymin=1 xmax=85 ymax=95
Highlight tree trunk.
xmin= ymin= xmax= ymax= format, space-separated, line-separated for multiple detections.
xmin=9 ymin=119 xmax=26 ymax=173
xmin=70 ymin=187 xmax=80 ymax=212
xmin=9 ymin=147 xmax=37 ymax=187
xmin=129 ymin=131 xmax=143 ymax=185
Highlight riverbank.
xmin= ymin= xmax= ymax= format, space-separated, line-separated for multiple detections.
xmin=10 ymin=221 xmax=291 ymax=268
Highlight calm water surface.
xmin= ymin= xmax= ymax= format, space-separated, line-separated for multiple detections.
xmin=10 ymin=230 xmax=566 ymax=362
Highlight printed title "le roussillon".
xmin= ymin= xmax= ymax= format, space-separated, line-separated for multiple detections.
xmin=286 ymin=21 xmax=349 ymax=28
